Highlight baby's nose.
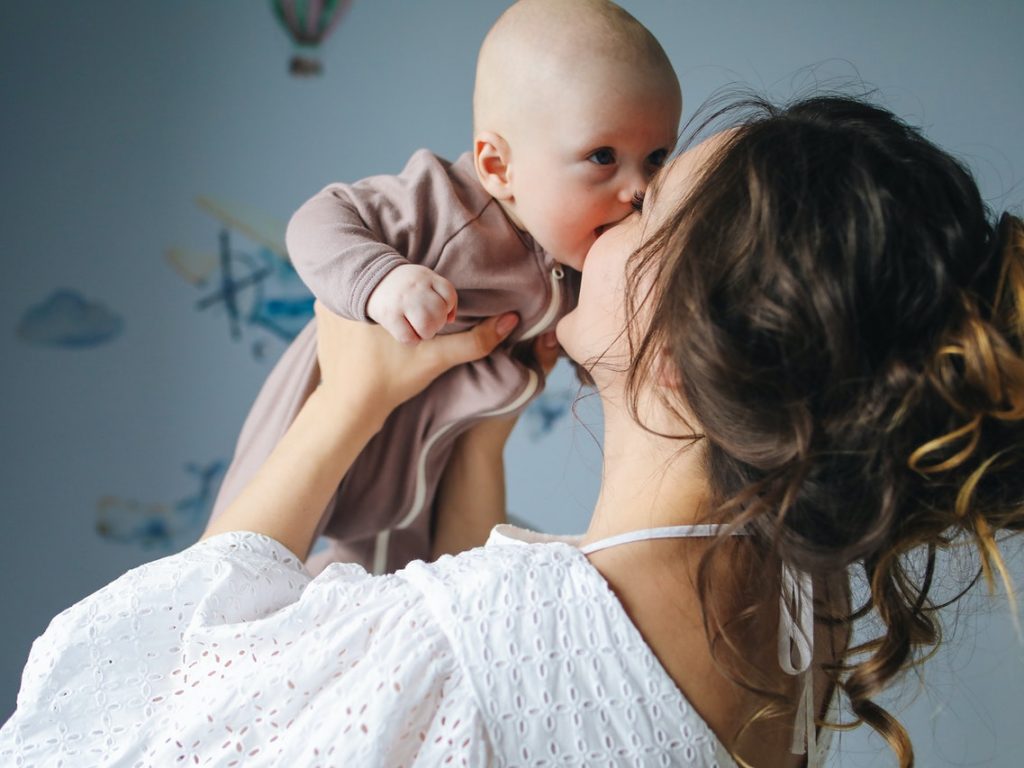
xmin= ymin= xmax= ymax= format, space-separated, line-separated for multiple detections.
xmin=616 ymin=168 xmax=649 ymax=204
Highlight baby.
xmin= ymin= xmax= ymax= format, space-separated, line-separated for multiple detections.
xmin=209 ymin=0 xmax=682 ymax=573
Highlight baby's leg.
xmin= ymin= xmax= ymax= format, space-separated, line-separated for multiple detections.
xmin=430 ymin=332 xmax=562 ymax=559
xmin=430 ymin=416 xmax=514 ymax=559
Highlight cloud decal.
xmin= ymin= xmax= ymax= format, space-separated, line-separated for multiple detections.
xmin=17 ymin=289 xmax=123 ymax=348
xmin=96 ymin=461 xmax=227 ymax=550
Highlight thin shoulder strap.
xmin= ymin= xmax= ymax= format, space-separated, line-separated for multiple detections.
xmin=578 ymin=524 xmax=733 ymax=554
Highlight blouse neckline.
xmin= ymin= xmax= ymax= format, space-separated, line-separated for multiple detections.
xmin=486 ymin=523 xmax=737 ymax=764
xmin=484 ymin=523 xmax=832 ymax=765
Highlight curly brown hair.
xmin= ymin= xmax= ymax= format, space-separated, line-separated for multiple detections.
xmin=622 ymin=93 xmax=1024 ymax=766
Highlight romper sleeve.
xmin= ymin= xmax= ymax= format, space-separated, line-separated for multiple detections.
xmin=0 ymin=532 xmax=493 ymax=767
xmin=286 ymin=149 xmax=479 ymax=321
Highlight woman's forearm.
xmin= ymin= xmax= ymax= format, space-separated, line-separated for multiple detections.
xmin=202 ymin=386 xmax=387 ymax=560
xmin=200 ymin=307 xmax=519 ymax=562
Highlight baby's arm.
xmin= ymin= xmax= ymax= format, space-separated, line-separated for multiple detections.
xmin=285 ymin=151 xmax=465 ymax=341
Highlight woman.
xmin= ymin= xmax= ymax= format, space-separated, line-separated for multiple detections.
xmin=2 ymin=94 xmax=1022 ymax=767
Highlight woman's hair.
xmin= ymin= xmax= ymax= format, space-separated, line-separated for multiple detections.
xmin=625 ymin=92 xmax=1024 ymax=765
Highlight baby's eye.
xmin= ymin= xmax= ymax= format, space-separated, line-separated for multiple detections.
xmin=587 ymin=148 xmax=616 ymax=166
xmin=631 ymin=190 xmax=645 ymax=213
xmin=647 ymin=149 xmax=669 ymax=168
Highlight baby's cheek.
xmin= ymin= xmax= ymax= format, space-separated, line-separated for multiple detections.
xmin=554 ymin=208 xmax=594 ymax=247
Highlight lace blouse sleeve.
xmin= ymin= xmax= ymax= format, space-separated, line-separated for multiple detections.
xmin=1 ymin=531 xmax=491 ymax=766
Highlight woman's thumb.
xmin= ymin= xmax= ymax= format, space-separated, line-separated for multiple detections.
xmin=435 ymin=312 xmax=519 ymax=369
xmin=495 ymin=313 xmax=520 ymax=338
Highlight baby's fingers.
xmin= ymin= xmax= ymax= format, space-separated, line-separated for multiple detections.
xmin=431 ymin=275 xmax=458 ymax=323
xmin=406 ymin=291 xmax=453 ymax=341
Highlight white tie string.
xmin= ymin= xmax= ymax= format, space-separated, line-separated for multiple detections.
xmin=779 ymin=563 xmax=816 ymax=757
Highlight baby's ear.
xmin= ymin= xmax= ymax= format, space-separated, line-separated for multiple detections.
xmin=474 ymin=131 xmax=513 ymax=201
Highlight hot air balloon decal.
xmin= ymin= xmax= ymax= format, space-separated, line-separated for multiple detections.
xmin=272 ymin=0 xmax=353 ymax=76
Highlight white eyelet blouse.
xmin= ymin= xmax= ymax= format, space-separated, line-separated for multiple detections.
xmin=1 ymin=526 xmax=823 ymax=766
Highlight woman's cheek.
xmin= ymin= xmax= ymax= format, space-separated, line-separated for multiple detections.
xmin=554 ymin=311 xmax=583 ymax=362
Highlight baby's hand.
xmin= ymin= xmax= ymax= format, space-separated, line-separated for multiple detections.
xmin=366 ymin=264 xmax=458 ymax=344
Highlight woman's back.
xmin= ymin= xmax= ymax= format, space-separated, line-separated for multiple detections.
xmin=414 ymin=528 xmax=742 ymax=765
xmin=586 ymin=535 xmax=846 ymax=768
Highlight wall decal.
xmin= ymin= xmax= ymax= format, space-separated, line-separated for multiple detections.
xmin=523 ymin=387 xmax=575 ymax=440
xmin=96 ymin=460 xmax=226 ymax=550
xmin=16 ymin=289 xmax=123 ymax=348
xmin=167 ymin=196 xmax=314 ymax=358
xmin=272 ymin=0 xmax=354 ymax=76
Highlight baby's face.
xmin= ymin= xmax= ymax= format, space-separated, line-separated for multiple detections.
xmin=505 ymin=74 xmax=681 ymax=271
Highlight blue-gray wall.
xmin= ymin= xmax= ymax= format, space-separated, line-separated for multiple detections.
xmin=2 ymin=2 xmax=1022 ymax=764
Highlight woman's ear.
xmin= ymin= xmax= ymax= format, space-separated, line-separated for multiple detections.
xmin=654 ymin=346 xmax=682 ymax=390
xmin=474 ymin=131 xmax=514 ymax=201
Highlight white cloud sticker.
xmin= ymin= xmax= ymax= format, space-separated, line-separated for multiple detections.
xmin=17 ymin=289 xmax=123 ymax=348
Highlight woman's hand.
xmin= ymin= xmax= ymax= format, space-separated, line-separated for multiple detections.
xmin=203 ymin=304 xmax=521 ymax=560
xmin=315 ymin=300 xmax=521 ymax=423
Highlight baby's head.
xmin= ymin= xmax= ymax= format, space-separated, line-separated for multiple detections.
xmin=472 ymin=0 xmax=682 ymax=270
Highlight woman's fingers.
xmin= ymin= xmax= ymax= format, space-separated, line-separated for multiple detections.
xmin=534 ymin=331 xmax=561 ymax=375
xmin=427 ymin=312 xmax=520 ymax=374
xmin=314 ymin=301 xmax=522 ymax=412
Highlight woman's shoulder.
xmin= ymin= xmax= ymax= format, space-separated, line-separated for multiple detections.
xmin=4 ymin=532 xmax=495 ymax=767
xmin=397 ymin=528 xmax=736 ymax=767
xmin=397 ymin=526 xmax=588 ymax=622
